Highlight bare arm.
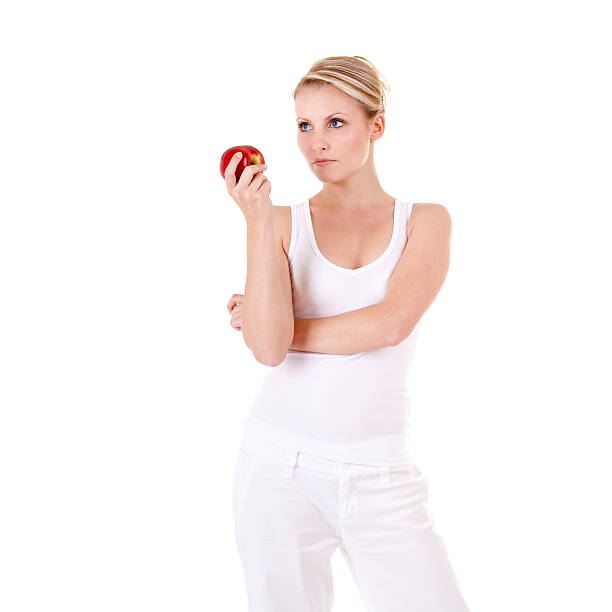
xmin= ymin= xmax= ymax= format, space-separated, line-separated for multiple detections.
xmin=224 ymin=154 xmax=293 ymax=366
xmin=382 ymin=204 xmax=451 ymax=344
xmin=289 ymin=304 xmax=394 ymax=354
xmin=242 ymin=210 xmax=294 ymax=365
xmin=229 ymin=299 xmax=393 ymax=355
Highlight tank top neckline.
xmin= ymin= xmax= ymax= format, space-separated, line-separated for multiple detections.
xmin=302 ymin=198 xmax=400 ymax=274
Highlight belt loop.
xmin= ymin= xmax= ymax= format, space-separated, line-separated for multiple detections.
xmin=281 ymin=448 xmax=298 ymax=479
xmin=379 ymin=466 xmax=391 ymax=484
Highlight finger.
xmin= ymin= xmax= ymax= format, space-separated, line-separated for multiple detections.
xmin=242 ymin=163 xmax=267 ymax=176
xmin=235 ymin=164 xmax=267 ymax=189
xmin=230 ymin=294 xmax=243 ymax=311
xmin=257 ymin=176 xmax=271 ymax=193
xmin=227 ymin=293 xmax=243 ymax=312
xmin=224 ymin=152 xmax=244 ymax=190
xmin=227 ymin=294 xmax=238 ymax=312
xmin=248 ymin=172 xmax=267 ymax=192
xmin=224 ymin=152 xmax=242 ymax=175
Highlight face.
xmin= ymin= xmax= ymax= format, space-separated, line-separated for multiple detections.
xmin=294 ymin=84 xmax=384 ymax=180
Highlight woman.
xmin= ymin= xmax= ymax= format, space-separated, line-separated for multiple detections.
xmin=224 ymin=56 xmax=471 ymax=612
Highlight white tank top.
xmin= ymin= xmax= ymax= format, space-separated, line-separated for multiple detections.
xmin=242 ymin=198 xmax=421 ymax=466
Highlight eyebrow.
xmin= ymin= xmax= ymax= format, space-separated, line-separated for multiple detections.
xmin=296 ymin=112 xmax=348 ymax=122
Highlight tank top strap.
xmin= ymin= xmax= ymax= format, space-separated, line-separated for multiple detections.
xmin=287 ymin=200 xmax=306 ymax=262
xmin=403 ymin=200 xmax=414 ymax=223
xmin=392 ymin=200 xmax=412 ymax=250
xmin=403 ymin=201 xmax=415 ymax=235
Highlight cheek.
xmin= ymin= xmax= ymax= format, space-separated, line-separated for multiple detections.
xmin=343 ymin=130 xmax=367 ymax=149
xmin=342 ymin=137 xmax=368 ymax=161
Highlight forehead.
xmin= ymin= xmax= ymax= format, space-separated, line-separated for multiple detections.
xmin=294 ymin=84 xmax=357 ymax=118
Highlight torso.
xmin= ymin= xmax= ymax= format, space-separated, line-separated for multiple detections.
xmin=274 ymin=198 xmax=425 ymax=269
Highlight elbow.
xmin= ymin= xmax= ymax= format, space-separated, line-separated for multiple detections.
xmin=255 ymin=345 xmax=289 ymax=367
xmin=257 ymin=352 xmax=286 ymax=367
xmin=244 ymin=313 xmax=293 ymax=366
xmin=253 ymin=327 xmax=293 ymax=367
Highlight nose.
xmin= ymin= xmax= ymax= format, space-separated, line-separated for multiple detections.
xmin=312 ymin=138 xmax=329 ymax=154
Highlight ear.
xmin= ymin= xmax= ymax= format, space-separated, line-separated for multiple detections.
xmin=370 ymin=113 xmax=385 ymax=141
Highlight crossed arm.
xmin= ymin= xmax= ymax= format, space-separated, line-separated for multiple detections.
xmin=231 ymin=203 xmax=452 ymax=358
xmin=289 ymin=303 xmax=394 ymax=354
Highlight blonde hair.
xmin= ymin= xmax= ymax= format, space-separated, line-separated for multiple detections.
xmin=292 ymin=55 xmax=390 ymax=120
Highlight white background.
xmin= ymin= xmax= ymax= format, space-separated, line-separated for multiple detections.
xmin=1 ymin=1 xmax=611 ymax=610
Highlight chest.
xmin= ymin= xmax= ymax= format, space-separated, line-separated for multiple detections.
xmin=308 ymin=204 xmax=397 ymax=271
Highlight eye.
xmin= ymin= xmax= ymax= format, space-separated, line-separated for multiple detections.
xmin=297 ymin=118 xmax=344 ymax=132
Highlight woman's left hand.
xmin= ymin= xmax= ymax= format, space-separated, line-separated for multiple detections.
xmin=227 ymin=293 xmax=244 ymax=331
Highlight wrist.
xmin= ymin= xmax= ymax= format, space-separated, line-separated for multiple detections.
xmin=245 ymin=202 xmax=274 ymax=228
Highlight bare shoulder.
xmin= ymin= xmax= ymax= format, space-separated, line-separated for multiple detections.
xmin=272 ymin=205 xmax=293 ymax=257
xmin=411 ymin=202 xmax=450 ymax=220
xmin=408 ymin=203 xmax=451 ymax=238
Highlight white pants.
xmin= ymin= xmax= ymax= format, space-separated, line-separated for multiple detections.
xmin=232 ymin=424 xmax=471 ymax=612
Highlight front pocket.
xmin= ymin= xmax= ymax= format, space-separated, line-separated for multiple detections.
xmin=389 ymin=460 xmax=424 ymax=484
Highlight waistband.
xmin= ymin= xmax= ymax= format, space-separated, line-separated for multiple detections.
xmin=240 ymin=415 xmax=417 ymax=471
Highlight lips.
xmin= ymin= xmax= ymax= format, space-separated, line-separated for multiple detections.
xmin=314 ymin=159 xmax=335 ymax=165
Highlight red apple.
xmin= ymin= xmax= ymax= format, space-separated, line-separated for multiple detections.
xmin=219 ymin=145 xmax=266 ymax=182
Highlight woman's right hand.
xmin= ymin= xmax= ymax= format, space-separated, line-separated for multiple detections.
xmin=227 ymin=293 xmax=244 ymax=331
xmin=224 ymin=152 xmax=272 ymax=223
